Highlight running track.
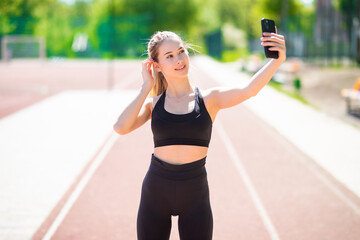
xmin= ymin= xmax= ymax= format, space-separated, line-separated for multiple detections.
xmin=1 ymin=58 xmax=360 ymax=240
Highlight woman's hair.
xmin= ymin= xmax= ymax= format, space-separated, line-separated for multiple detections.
xmin=147 ymin=31 xmax=189 ymax=97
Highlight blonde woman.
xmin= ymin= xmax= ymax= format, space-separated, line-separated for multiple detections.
xmin=114 ymin=29 xmax=286 ymax=240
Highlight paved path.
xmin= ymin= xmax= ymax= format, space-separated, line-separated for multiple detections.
xmin=1 ymin=57 xmax=360 ymax=239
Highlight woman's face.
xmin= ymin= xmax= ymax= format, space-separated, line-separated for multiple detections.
xmin=155 ymin=39 xmax=189 ymax=80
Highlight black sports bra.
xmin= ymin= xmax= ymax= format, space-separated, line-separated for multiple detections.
xmin=151 ymin=87 xmax=213 ymax=148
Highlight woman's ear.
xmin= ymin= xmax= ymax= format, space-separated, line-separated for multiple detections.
xmin=153 ymin=62 xmax=161 ymax=73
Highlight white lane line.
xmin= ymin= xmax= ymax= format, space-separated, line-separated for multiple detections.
xmin=215 ymin=119 xmax=281 ymax=240
xmin=42 ymin=132 xmax=119 ymax=240
xmin=308 ymin=165 xmax=360 ymax=216
xmin=247 ymin=111 xmax=360 ymax=216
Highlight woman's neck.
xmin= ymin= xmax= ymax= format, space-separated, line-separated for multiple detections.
xmin=165 ymin=79 xmax=194 ymax=99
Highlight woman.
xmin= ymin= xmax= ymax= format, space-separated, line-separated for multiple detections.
xmin=114 ymin=29 xmax=286 ymax=240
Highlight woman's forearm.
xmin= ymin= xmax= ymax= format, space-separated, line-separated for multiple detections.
xmin=245 ymin=28 xmax=286 ymax=97
xmin=114 ymin=83 xmax=152 ymax=133
xmin=246 ymin=58 xmax=284 ymax=96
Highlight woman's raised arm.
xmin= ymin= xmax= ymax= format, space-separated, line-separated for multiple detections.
xmin=113 ymin=59 xmax=155 ymax=135
xmin=113 ymin=86 xmax=152 ymax=135
xmin=209 ymin=28 xmax=286 ymax=111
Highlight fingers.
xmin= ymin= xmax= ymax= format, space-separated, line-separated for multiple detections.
xmin=268 ymin=46 xmax=283 ymax=51
xmin=142 ymin=58 xmax=154 ymax=65
xmin=260 ymin=40 xmax=285 ymax=50
xmin=260 ymin=38 xmax=284 ymax=46
xmin=143 ymin=58 xmax=156 ymax=76
xmin=262 ymin=32 xmax=284 ymax=40
xmin=262 ymin=27 xmax=286 ymax=61
xmin=260 ymin=31 xmax=285 ymax=49
xmin=261 ymin=30 xmax=286 ymax=52
xmin=262 ymin=41 xmax=283 ymax=48
xmin=261 ymin=41 xmax=284 ymax=47
xmin=261 ymin=42 xmax=286 ymax=53
xmin=145 ymin=62 xmax=152 ymax=74
xmin=142 ymin=59 xmax=154 ymax=69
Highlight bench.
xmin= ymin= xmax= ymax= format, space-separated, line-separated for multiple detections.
xmin=341 ymin=78 xmax=360 ymax=115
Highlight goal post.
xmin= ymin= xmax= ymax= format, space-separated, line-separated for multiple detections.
xmin=1 ymin=35 xmax=46 ymax=61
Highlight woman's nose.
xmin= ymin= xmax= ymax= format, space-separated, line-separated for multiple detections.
xmin=176 ymin=54 xmax=183 ymax=64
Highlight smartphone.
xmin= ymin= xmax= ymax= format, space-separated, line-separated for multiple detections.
xmin=261 ymin=18 xmax=279 ymax=59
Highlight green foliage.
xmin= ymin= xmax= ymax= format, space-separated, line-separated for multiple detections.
xmin=32 ymin=1 xmax=74 ymax=57
xmin=221 ymin=48 xmax=250 ymax=62
xmin=333 ymin=0 xmax=359 ymax=39
xmin=0 ymin=0 xmax=23 ymax=34
xmin=217 ymin=0 xmax=249 ymax=29
xmin=121 ymin=0 xmax=199 ymax=35
xmin=296 ymin=4 xmax=315 ymax=38
xmin=0 ymin=0 xmax=316 ymax=59
xmin=0 ymin=0 xmax=43 ymax=35
xmin=85 ymin=0 xmax=151 ymax=58
xmin=220 ymin=23 xmax=249 ymax=61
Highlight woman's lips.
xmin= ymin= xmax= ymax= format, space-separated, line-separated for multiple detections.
xmin=175 ymin=65 xmax=186 ymax=71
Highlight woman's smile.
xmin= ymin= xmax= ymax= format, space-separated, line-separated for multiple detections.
xmin=175 ymin=64 xmax=186 ymax=71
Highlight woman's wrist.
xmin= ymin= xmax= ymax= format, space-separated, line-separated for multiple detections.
xmin=141 ymin=81 xmax=153 ymax=93
xmin=270 ymin=57 xmax=286 ymax=65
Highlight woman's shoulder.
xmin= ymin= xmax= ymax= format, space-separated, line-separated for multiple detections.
xmin=147 ymin=92 xmax=163 ymax=111
xmin=152 ymin=94 xmax=162 ymax=105
xmin=197 ymin=86 xmax=227 ymax=108
xmin=196 ymin=87 xmax=217 ymax=105
xmin=197 ymin=86 xmax=217 ymax=99
xmin=198 ymin=86 xmax=232 ymax=96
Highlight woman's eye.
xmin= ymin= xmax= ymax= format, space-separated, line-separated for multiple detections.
xmin=179 ymin=49 xmax=185 ymax=54
xmin=167 ymin=54 xmax=173 ymax=59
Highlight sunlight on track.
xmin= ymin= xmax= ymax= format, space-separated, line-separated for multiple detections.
xmin=42 ymin=133 xmax=119 ymax=240
xmin=244 ymin=110 xmax=360 ymax=216
xmin=215 ymin=119 xmax=281 ymax=240
xmin=0 ymin=89 xmax=137 ymax=239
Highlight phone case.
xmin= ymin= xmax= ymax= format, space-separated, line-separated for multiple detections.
xmin=261 ymin=18 xmax=279 ymax=59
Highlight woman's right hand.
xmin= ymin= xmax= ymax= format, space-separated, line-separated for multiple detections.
xmin=141 ymin=58 xmax=155 ymax=89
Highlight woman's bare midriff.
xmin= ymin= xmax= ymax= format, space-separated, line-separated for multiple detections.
xmin=153 ymin=145 xmax=208 ymax=165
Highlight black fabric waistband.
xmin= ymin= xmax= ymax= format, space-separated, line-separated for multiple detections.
xmin=149 ymin=153 xmax=207 ymax=180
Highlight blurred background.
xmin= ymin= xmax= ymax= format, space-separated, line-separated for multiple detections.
xmin=1 ymin=0 xmax=360 ymax=125
xmin=1 ymin=1 xmax=360 ymax=239
xmin=1 ymin=0 xmax=359 ymax=63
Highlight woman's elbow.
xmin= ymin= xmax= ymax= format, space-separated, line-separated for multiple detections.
xmin=113 ymin=123 xmax=130 ymax=135
xmin=242 ymin=89 xmax=257 ymax=101
xmin=247 ymin=85 xmax=262 ymax=98
xmin=249 ymin=90 xmax=259 ymax=98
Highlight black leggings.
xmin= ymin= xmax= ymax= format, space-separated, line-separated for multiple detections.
xmin=137 ymin=154 xmax=213 ymax=240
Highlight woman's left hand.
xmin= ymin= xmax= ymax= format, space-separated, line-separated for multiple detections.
xmin=261 ymin=26 xmax=286 ymax=62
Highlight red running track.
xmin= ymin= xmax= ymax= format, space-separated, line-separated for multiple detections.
xmin=3 ymin=60 xmax=360 ymax=239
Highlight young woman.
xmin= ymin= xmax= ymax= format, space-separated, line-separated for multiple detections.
xmin=114 ymin=30 xmax=286 ymax=240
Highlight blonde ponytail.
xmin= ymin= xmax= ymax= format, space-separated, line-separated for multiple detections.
xmin=150 ymin=71 xmax=168 ymax=97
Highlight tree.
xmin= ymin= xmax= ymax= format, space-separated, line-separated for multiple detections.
xmin=0 ymin=0 xmax=43 ymax=35
xmin=32 ymin=0 xmax=74 ymax=57
xmin=335 ymin=0 xmax=360 ymax=63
